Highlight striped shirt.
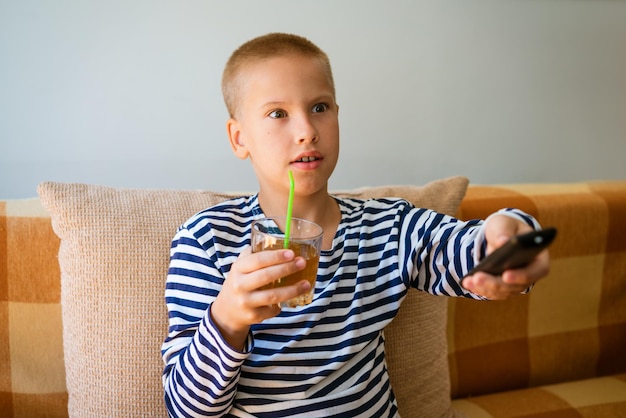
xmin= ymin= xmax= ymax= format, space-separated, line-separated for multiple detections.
xmin=162 ymin=195 xmax=536 ymax=417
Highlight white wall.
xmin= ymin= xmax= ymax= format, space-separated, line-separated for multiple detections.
xmin=1 ymin=0 xmax=625 ymax=198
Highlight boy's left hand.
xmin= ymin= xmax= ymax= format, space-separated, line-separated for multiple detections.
xmin=462 ymin=214 xmax=551 ymax=300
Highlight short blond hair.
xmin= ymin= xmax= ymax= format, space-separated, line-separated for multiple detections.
xmin=222 ymin=33 xmax=335 ymax=118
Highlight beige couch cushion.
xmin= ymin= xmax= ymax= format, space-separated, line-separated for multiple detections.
xmin=38 ymin=176 xmax=468 ymax=418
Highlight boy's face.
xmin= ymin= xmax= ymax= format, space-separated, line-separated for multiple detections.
xmin=227 ymin=54 xmax=339 ymax=199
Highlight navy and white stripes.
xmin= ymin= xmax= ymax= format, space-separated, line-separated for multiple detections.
xmin=162 ymin=195 xmax=536 ymax=417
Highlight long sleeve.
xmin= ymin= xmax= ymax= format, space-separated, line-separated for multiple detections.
xmin=162 ymin=226 xmax=252 ymax=417
xmin=400 ymin=206 xmax=540 ymax=297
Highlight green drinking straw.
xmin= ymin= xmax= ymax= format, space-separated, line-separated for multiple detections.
xmin=284 ymin=170 xmax=295 ymax=249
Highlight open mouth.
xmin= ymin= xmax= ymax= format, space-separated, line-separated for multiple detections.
xmin=294 ymin=156 xmax=320 ymax=163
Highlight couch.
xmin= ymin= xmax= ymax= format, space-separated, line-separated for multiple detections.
xmin=1 ymin=178 xmax=625 ymax=417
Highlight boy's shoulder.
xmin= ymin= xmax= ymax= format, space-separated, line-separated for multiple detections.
xmin=201 ymin=193 xmax=256 ymax=213
xmin=181 ymin=194 xmax=258 ymax=229
xmin=334 ymin=195 xmax=415 ymax=214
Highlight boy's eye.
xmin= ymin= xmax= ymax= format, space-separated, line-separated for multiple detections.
xmin=269 ymin=110 xmax=287 ymax=119
xmin=312 ymin=103 xmax=328 ymax=113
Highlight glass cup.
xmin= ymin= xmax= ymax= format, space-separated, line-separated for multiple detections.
xmin=251 ymin=217 xmax=323 ymax=308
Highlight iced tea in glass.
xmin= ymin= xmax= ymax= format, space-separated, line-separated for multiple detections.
xmin=251 ymin=217 xmax=323 ymax=307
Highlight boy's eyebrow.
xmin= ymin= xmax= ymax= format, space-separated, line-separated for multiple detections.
xmin=259 ymin=100 xmax=286 ymax=109
xmin=312 ymin=94 xmax=335 ymax=103
xmin=259 ymin=94 xmax=335 ymax=110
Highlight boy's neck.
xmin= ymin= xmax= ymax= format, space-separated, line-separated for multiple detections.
xmin=257 ymin=189 xmax=334 ymax=223
xmin=257 ymin=189 xmax=340 ymax=250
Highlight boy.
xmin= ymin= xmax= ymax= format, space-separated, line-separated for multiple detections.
xmin=162 ymin=33 xmax=549 ymax=417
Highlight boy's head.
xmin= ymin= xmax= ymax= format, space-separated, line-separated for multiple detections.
xmin=222 ymin=32 xmax=336 ymax=119
xmin=222 ymin=32 xmax=340 ymax=203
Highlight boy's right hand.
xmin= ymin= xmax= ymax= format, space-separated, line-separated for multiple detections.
xmin=210 ymin=248 xmax=310 ymax=350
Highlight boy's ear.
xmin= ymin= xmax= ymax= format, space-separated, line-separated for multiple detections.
xmin=227 ymin=118 xmax=249 ymax=160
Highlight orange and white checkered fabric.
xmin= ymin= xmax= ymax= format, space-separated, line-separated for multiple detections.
xmin=2 ymin=180 xmax=625 ymax=418
xmin=449 ymin=181 xmax=626 ymax=417
xmin=0 ymin=199 xmax=67 ymax=418
xmin=453 ymin=374 xmax=626 ymax=417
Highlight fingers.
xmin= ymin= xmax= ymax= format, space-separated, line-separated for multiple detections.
xmin=219 ymin=277 xmax=310 ymax=330
xmin=463 ymin=272 xmax=525 ymax=300
xmin=211 ymin=247 xmax=311 ymax=346
xmin=219 ymin=247 xmax=309 ymax=318
xmin=463 ymin=248 xmax=550 ymax=300
xmin=501 ymin=248 xmax=550 ymax=287
xmin=249 ymin=280 xmax=312 ymax=309
xmin=231 ymin=279 xmax=310 ymax=321
xmin=484 ymin=215 xmax=533 ymax=253
xmin=233 ymin=248 xmax=306 ymax=292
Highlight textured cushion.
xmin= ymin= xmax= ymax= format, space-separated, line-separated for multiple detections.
xmin=449 ymin=181 xmax=626 ymax=401
xmin=0 ymin=199 xmax=67 ymax=418
xmin=37 ymin=176 xmax=468 ymax=418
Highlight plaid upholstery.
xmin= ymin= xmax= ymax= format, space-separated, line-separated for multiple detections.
xmin=2 ymin=180 xmax=625 ymax=418
xmin=0 ymin=199 xmax=68 ymax=418
xmin=449 ymin=181 xmax=626 ymax=417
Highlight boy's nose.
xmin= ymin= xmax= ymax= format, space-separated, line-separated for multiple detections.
xmin=295 ymin=116 xmax=319 ymax=144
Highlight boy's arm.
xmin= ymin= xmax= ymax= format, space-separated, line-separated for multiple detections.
xmin=161 ymin=225 xmax=309 ymax=417
xmin=161 ymin=226 xmax=250 ymax=417
xmin=409 ymin=208 xmax=547 ymax=300
xmin=209 ymin=247 xmax=309 ymax=350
